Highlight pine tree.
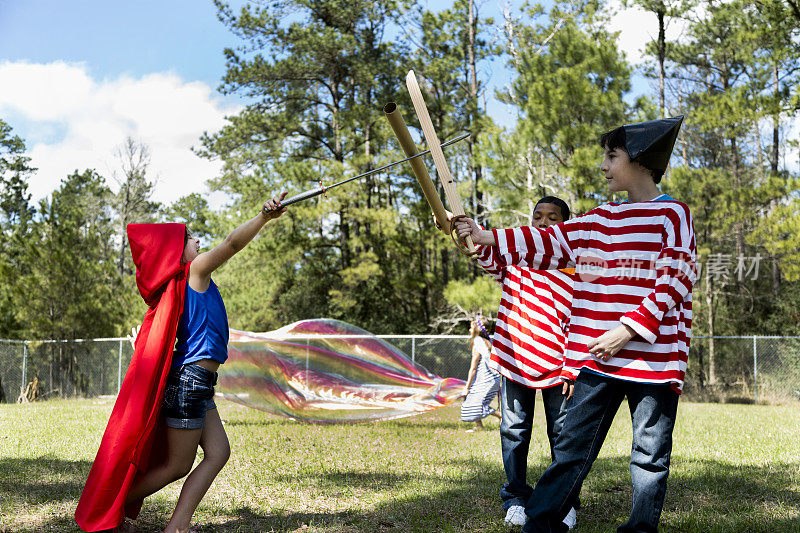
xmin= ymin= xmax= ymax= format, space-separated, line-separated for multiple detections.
xmin=18 ymin=170 xmax=123 ymax=395
xmin=490 ymin=1 xmax=633 ymax=221
xmin=201 ymin=0 xmax=462 ymax=332
xmin=0 ymin=119 xmax=35 ymax=338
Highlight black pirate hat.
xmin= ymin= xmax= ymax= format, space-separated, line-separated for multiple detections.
xmin=623 ymin=115 xmax=684 ymax=172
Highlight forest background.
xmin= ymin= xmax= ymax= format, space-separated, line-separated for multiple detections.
xmin=2 ymin=0 xmax=800 ymax=389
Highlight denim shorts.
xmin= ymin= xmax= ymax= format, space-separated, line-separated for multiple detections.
xmin=162 ymin=362 xmax=218 ymax=429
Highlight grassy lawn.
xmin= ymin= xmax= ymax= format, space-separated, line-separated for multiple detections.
xmin=1 ymin=397 xmax=799 ymax=532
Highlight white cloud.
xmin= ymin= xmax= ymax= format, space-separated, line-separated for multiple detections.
xmin=0 ymin=60 xmax=240 ymax=206
xmin=606 ymin=1 xmax=691 ymax=66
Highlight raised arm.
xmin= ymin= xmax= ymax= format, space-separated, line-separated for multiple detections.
xmin=454 ymin=216 xmax=580 ymax=270
xmin=189 ymin=192 xmax=286 ymax=292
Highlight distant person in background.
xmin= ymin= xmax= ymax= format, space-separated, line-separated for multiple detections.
xmin=76 ymin=192 xmax=287 ymax=533
xmin=461 ymin=317 xmax=502 ymax=432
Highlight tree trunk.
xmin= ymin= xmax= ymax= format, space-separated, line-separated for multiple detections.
xmin=730 ymin=136 xmax=745 ymax=294
xmin=657 ymin=4 xmax=666 ymax=117
xmin=332 ymin=85 xmax=349 ymax=269
xmin=365 ymin=123 xmax=372 ymax=211
xmin=441 ymin=248 xmax=449 ymax=286
xmin=118 ymin=185 xmax=130 ymax=277
xmin=526 ymin=146 xmax=535 ymax=225
xmin=770 ymin=63 xmax=781 ymax=295
xmin=58 ymin=344 xmax=64 ymax=398
xmin=723 ymin=69 xmax=745 ymax=284
xmin=466 ymin=0 xmax=484 ymax=222
xmin=49 ymin=345 xmax=53 ymax=398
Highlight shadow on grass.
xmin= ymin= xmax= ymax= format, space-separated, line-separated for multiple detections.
xmin=13 ymin=454 xmax=800 ymax=532
xmin=274 ymin=471 xmax=425 ymax=489
xmin=0 ymin=456 xmax=89 ymax=507
xmin=0 ymin=456 xmax=91 ymax=533
xmin=663 ymin=458 xmax=800 ymax=532
xmin=535 ymin=456 xmax=800 ymax=533
xmin=220 ymin=457 xmax=798 ymax=533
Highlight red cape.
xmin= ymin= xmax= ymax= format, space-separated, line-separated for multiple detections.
xmin=75 ymin=223 xmax=188 ymax=532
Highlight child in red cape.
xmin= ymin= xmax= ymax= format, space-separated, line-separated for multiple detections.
xmin=75 ymin=193 xmax=287 ymax=533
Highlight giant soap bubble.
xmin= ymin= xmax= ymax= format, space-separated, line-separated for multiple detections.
xmin=218 ymin=319 xmax=465 ymax=423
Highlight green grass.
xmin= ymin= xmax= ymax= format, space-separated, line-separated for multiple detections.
xmin=1 ymin=398 xmax=799 ymax=532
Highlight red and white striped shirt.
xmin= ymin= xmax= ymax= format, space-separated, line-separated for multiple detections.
xmin=476 ymin=244 xmax=574 ymax=389
xmin=491 ymin=198 xmax=696 ymax=393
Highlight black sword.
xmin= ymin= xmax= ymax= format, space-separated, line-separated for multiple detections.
xmin=266 ymin=132 xmax=470 ymax=212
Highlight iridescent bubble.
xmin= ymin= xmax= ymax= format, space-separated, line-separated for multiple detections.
xmin=219 ymin=319 xmax=465 ymax=423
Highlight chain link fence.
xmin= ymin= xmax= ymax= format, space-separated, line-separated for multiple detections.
xmin=684 ymin=336 xmax=800 ymax=404
xmin=384 ymin=335 xmax=471 ymax=381
xmin=1 ymin=335 xmax=799 ymax=404
xmin=0 ymin=338 xmax=134 ymax=402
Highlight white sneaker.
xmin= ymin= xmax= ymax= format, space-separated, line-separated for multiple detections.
xmin=563 ymin=506 xmax=577 ymax=530
xmin=504 ymin=505 xmax=527 ymax=526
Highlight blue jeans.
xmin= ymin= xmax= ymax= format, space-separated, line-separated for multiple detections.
xmin=500 ymin=377 xmax=569 ymax=510
xmin=523 ymin=371 xmax=679 ymax=533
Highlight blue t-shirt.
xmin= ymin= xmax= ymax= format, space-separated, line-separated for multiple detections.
xmin=173 ymin=279 xmax=229 ymax=367
xmin=622 ymin=193 xmax=674 ymax=203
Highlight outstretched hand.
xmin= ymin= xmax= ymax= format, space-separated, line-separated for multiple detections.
xmin=127 ymin=325 xmax=141 ymax=350
xmin=452 ymin=216 xmax=496 ymax=246
xmin=262 ymin=191 xmax=288 ymax=221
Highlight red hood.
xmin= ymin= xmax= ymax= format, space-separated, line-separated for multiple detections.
xmin=127 ymin=223 xmax=185 ymax=306
xmin=78 ymin=223 xmax=190 ymax=531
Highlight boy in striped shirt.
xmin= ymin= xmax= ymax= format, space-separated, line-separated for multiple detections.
xmin=455 ymin=116 xmax=695 ymax=532
xmin=474 ymin=196 xmax=577 ymax=528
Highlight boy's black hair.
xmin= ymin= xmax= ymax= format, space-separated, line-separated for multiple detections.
xmin=600 ymin=126 xmax=627 ymax=154
xmin=599 ymin=126 xmax=665 ymax=183
xmin=536 ymin=196 xmax=571 ymax=221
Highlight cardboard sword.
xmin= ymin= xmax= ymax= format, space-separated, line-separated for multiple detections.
xmin=402 ymin=70 xmax=478 ymax=256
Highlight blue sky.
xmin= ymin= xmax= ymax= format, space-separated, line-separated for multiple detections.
xmin=0 ymin=0 xmax=245 ymax=88
xmin=0 ymin=0 xmax=658 ymax=204
xmin=0 ymin=0 xmax=520 ymax=127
